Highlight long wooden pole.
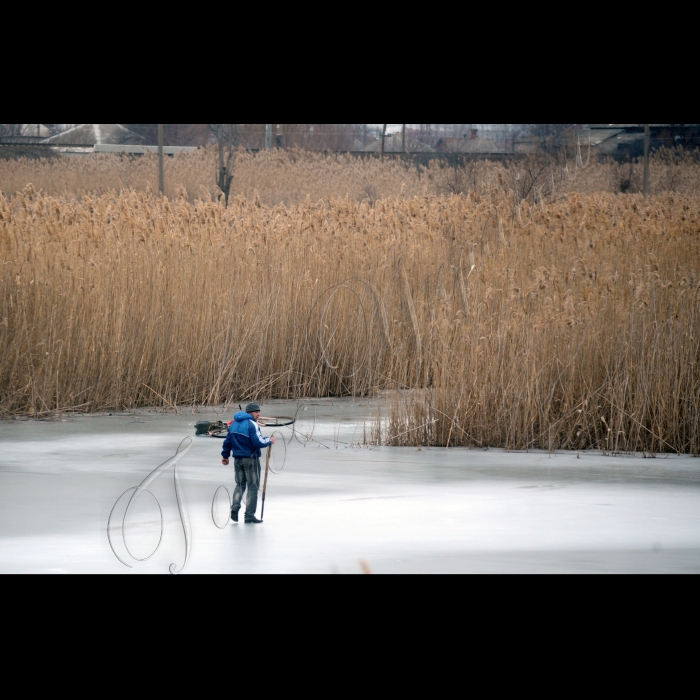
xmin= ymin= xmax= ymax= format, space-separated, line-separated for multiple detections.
xmin=260 ymin=444 xmax=271 ymax=521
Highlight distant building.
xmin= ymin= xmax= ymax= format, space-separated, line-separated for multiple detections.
xmin=471 ymin=124 xmax=519 ymax=143
xmin=0 ymin=124 xmax=53 ymax=143
xmin=43 ymin=124 xmax=145 ymax=147
xmin=580 ymin=124 xmax=700 ymax=156
xmin=358 ymin=132 xmax=433 ymax=153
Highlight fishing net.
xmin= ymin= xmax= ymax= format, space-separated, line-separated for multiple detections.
xmin=195 ymin=416 xmax=294 ymax=438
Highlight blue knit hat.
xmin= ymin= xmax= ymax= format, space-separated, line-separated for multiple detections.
xmin=245 ymin=403 xmax=261 ymax=413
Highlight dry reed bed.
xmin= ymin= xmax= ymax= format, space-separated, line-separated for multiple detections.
xmin=1 ymin=186 xmax=699 ymax=454
xmin=2 ymin=147 xmax=700 ymax=205
xmin=0 ymin=149 xmax=433 ymax=204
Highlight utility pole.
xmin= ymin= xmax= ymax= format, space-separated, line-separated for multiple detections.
xmin=217 ymin=125 xmax=225 ymax=195
xmin=158 ymin=124 xmax=164 ymax=195
xmin=401 ymin=124 xmax=406 ymax=153
xmin=265 ymin=124 xmax=272 ymax=150
xmin=380 ymin=124 xmax=387 ymax=161
xmin=643 ymin=123 xmax=650 ymax=200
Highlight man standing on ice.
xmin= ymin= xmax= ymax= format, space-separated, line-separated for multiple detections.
xmin=221 ymin=403 xmax=275 ymax=524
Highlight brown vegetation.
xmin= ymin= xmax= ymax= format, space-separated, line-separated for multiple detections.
xmin=2 ymin=147 xmax=700 ymax=205
xmin=1 ymin=180 xmax=698 ymax=455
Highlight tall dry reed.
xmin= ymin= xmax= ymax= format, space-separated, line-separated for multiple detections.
xmin=2 ymin=147 xmax=700 ymax=205
xmin=1 ymin=184 xmax=698 ymax=454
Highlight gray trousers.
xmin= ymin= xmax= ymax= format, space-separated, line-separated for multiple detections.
xmin=231 ymin=457 xmax=261 ymax=520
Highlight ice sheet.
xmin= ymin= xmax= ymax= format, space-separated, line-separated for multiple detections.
xmin=1 ymin=398 xmax=699 ymax=574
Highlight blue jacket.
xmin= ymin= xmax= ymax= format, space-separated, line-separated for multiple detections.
xmin=221 ymin=412 xmax=272 ymax=459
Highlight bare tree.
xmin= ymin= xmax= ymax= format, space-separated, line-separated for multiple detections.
xmin=435 ymin=157 xmax=479 ymax=196
xmin=499 ymin=152 xmax=557 ymax=203
xmin=209 ymin=125 xmax=240 ymax=204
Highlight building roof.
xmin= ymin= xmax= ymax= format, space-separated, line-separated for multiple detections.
xmin=43 ymin=124 xmax=144 ymax=146
xmin=575 ymin=127 xmax=644 ymax=153
xmin=588 ymin=124 xmax=681 ymax=129
xmin=577 ymin=128 xmax=625 ymax=147
xmin=359 ymin=132 xmax=434 ymax=152
xmin=583 ymin=124 xmax=700 ymax=152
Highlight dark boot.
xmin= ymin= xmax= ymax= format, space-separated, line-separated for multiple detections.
xmin=244 ymin=515 xmax=262 ymax=524
xmin=230 ymin=510 xmax=238 ymax=522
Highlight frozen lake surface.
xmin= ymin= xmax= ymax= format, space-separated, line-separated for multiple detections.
xmin=1 ymin=397 xmax=699 ymax=574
